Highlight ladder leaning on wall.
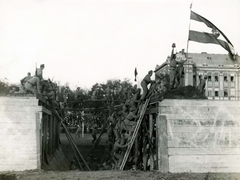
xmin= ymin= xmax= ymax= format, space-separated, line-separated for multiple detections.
xmin=119 ymin=83 xmax=154 ymax=170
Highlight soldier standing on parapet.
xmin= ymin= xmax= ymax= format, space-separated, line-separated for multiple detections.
xmin=175 ymin=60 xmax=187 ymax=88
xmin=24 ymin=76 xmax=42 ymax=95
xmin=20 ymin=72 xmax=32 ymax=92
xmin=197 ymin=75 xmax=207 ymax=93
xmin=169 ymin=43 xmax=178 ymax=89
xmin=140 ymin=70 xmax=154 ymax=102
xmin=35 ymin=64 xmax=45 ymax=80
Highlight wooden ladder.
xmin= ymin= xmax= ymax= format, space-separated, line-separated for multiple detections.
xmin=119 ymin=96 xmax=151 ymax=170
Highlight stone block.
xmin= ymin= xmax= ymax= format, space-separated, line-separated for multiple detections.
xmin=157 ymin=99 xmax=240 ymax=173
xmin=0 ymin=97 xmax=41 ymax=171
xmin=169 ymin=155 xmax=240 ymax=173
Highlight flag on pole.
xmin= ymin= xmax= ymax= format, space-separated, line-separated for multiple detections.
xmin=134 ymin=67 xmax=138 ymax=82
xmin=188 ymin=11 xmax=236 ymax=58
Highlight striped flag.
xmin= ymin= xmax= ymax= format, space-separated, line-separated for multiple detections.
xmin=189 ymin=11 xmax=236 ymax=58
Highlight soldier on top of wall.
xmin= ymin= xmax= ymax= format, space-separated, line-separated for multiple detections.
xmin=175 ymin=60 xmax=187 ymax=88
xmin=20 ymin=72 xmax=32 ymax=93
xmin=24 ymin=76 xmax=42 ymax=95
xmin=140 ymin=70 xmax=154 ymax=102
xmin=35 ymin=64 xmax=45 ymax=80
xmin=169 ymin=43 xmax=178 ymax=89
xmin=197 ymin=75 xmax=207 ymax=93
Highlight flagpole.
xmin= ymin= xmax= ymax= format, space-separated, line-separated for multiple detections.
xmin=186 ymin=1 xmax=193 ymax=60
xmin=135 ymin=65 xmax=139 ymax=88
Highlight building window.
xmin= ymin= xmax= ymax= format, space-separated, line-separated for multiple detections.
xmin=224 ymin=76 xmax=228 ymax=82
xmin=224 ymin=89 xmax=228 ymax=97
xmin=231 ymin=76 xmax=234 ymax=82
xmin=215 ymin=76 xmax=218 ymax=82
xmin=208 ymin=76 xmax=212 ymax=81
xmin=215 ymin=91 xmax=219 ymax=97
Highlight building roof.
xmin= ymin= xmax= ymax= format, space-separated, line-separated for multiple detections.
xmin=154 ymin=52 xmax=240 ymax=73
xmin=187 ymin=53 xmax=240 ymax=66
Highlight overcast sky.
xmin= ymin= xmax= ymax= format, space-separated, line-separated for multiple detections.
xmin=0 ymin=0 xmax=239 ymax=89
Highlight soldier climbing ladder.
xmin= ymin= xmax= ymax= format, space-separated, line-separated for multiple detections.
xmin=119 ymin=83 xmax=155 ymax=170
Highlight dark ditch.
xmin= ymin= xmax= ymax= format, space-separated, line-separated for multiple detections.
xmin=0 ymin=174 xmax=16 ymax=180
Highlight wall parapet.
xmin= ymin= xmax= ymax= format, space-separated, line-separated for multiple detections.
xmin=157 ymin=99 xmax=240 ymax=173
xmin=0 ymin=96 xmax=61 ymax=171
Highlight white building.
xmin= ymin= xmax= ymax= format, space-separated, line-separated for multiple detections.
xmin=155 ymin=50 xmax=240 ymax=100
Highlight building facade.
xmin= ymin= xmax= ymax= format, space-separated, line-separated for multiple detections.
xmin=155 ymin=51 xmax=240 ymax=100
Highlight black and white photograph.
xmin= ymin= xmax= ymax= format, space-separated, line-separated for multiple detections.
xmin=0 ymin=0 xmax=240 ymax=179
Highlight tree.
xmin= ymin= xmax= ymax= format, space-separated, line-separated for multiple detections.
xmin=0 ymin=80 xmax=9 ymax=95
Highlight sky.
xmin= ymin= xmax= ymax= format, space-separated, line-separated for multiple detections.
xmin=0 ymin=0 xmax=239 ymax=90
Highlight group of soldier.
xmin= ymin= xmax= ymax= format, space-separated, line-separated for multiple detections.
xmin=17 ymin=43 xmax=208 ymax=171
xmin=20 ymin=64 xmax=76 ymax=113
xmin=99 ymin=74 xmax=157 ymax=170
xmin=169 ymin=43 xmax=187 ymax=89
xmin=19 ymin=42 xmax=208 ymax=98
xmin=20 ymin=64 xmax=45 ymax=95
xmin=98 ymin=43 xmax=209 ymax=170
xmin=167 ymin=43 xmax=207 ymax=93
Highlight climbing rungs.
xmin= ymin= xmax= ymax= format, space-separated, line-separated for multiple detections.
xmin=119 ymin=98 xmax=150 ymax=170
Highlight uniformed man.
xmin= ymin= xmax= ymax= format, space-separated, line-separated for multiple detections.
xmin=105 ymin=86 xmax=112 ymax=102
xmin=74 ymin=87 xmax=81 ymax=100
xmin=91 ymin=88 xmax=98 ymax=100
xmin=129 ymin=88 xmax=141 ymax=111
xmin=20 ymin=72 xmax=32 ymax=92
xmin=75 ymin=125 xmax=82 ymax=139
xmin=112 ymin=138 xmax=129 ymax=170
xmin=169 ymin=43 xmax=178 ymax=89
xmin=35 ymin=64 xmax=45 ymax=80
xmin=43 ymin=81 xmax=60 ymax=113
xmin=197 ymin=75 xmax=207 ymax=93
xmin=140 ymin=70 xmax=154 ymax=101
xmin=92 ymin=127 xmax=98 ymax=144
xmin=113 ymin=111 xmax=124 ymax=141
xmin=175 ymin=60 xmax=187 ymax=88
xmin=122 ymin=107 xmax=139 ymax=134
xmin=24 ymin=76 xmax=42 ymax=95
xmin=121 ymin=86 xmax=128 ymax=101
xmin=63 ymin=86 xmax=70 ymax=103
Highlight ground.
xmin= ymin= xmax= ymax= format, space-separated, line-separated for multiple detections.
xmin=60 ymin=131 xmax=107 ymax=168
xmin=1 ymin=170 xmax=240 ymax=180
xmin=0 ymin=131 xmax=240 ymax=179
xmin=1 ymin=132 xmax=240 ymax=179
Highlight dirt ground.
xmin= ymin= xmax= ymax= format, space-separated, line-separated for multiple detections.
xmin=1 ymin=133 xmax=240 ymax=180
xmin=1 ymin=170 xmax=240 ymax=180
xmin=60 ymin=131 xmax=109 ymax=170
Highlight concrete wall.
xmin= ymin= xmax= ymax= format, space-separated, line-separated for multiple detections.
xmin=0 ymin=97 xmax=42 ymax=171
xmin=157 ymin=99 xmax=240 ymax=173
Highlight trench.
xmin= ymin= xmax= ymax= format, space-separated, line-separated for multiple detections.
xmin=0 ymin=174 xmax=16 ymax=180
xmin=60 ymin=130 xmax=108 ymax=171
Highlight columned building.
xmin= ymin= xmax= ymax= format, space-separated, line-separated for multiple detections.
xmin=155 ymin=50 xmax=240 ymax=100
